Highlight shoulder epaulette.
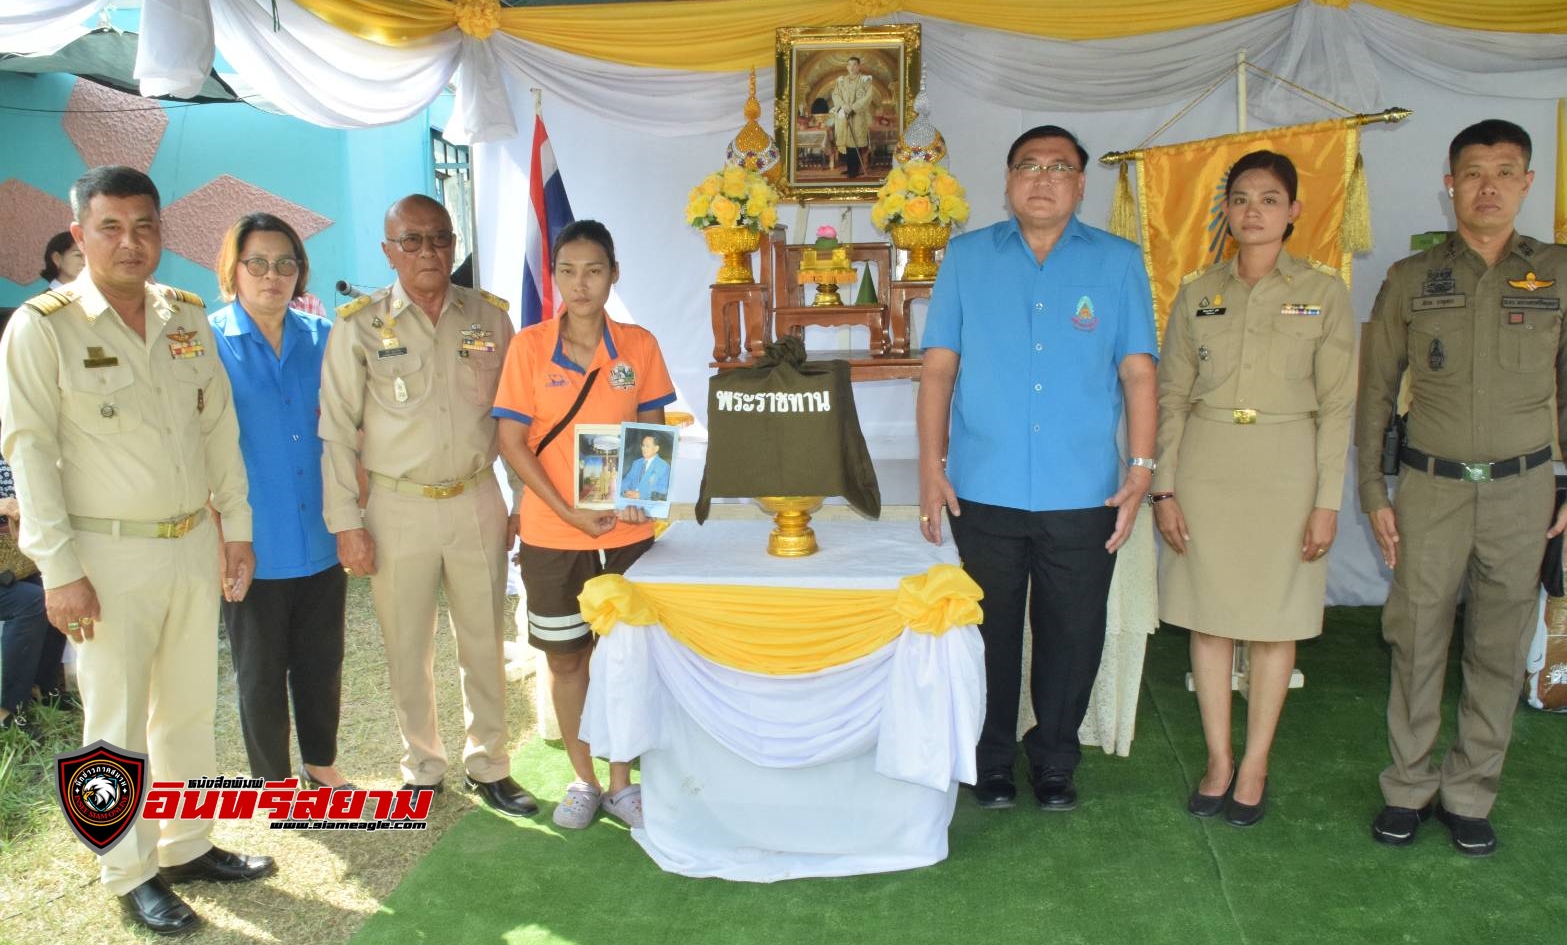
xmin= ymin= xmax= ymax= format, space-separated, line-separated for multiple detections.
xmin=157 ymin=285 xmax=205 ymax=308
xmin=1181 ymin=262 xmax=1221 ymax=286
xmin=20 ymin=288 xmax=76 ymax=316
xmin=1307 ymin=258 xmax=1340 ymax=279
xmin=335 ymin=287 xmax=387 ymax=320
xmin=477 ymin=289 xmax=510 ymax=313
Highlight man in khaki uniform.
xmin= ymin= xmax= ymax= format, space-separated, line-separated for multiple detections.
xmin=1357 ymin=120 xmax=1567 ymax=857
xmin=319 ymin=194 xmax=536 ymax=816
xmin=0 ymin=166 xmax=271 ymax=936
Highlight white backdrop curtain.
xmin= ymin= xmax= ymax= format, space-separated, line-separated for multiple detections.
xmin=0 ymin=0 xmax=102 ymax=54
xmin=62 ymin=1 xmax=1564 ymax=142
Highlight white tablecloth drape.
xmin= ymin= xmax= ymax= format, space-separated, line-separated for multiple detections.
xmin=579 ymin=520 xmax=985 ymax=882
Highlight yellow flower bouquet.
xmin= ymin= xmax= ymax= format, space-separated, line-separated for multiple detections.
xmin=870 ymin=161 xmax=970 ymax=231
xmin=685 ymin=165 xmax=780 ymax=232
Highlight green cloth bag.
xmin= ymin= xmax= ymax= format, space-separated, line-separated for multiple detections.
xmin=696 ymin=337 xmax=881 ymax=523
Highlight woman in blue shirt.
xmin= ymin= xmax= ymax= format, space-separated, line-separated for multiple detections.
xmin=210 ymin=213 xmax=352 ymax=790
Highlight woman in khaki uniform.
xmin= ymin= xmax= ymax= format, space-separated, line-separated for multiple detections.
xmin=1152 ymin=151 xmax=1356 ymax=826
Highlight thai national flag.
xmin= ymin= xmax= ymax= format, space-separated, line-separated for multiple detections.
xmin=521 ymin=115 xmax=575 ymax=328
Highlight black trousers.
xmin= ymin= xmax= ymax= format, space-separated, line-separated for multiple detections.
xmin=221 ymin=565 xmax=348 ymax=781
xmin=949 ymin=500 xmax=1118 ymax=775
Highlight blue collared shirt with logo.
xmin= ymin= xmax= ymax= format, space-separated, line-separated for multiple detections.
xmin=923 ymin=215 xmax=1158 ymax=512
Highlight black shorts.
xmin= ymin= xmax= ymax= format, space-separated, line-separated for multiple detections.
xmin=517 ymin=538 xmax=654 ymax=654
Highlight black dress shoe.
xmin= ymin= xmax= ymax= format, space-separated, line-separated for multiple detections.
xmin=463 ymin=775 xmax=540 ymax=817
xmin=971 ymin=769 xmax=1016 ymax=809
xmin=1223 ymin=777 xmax=1267 ymax=827
xmin=160 ymin=846 xmax=276 ymax=884
xmin=401 ymin=780 xmax=445 ymax=795
xmin=119 ymin=876 xmax=199 ymax=935
xmin=299 ymin=764 xmax=356 ymax=792
xmin=1029 ymin=766 xmax=1077 ymax=812
xmin=1187 ymin=767 xmax=1235 ymax=818
xmin=1435 ymin=804 xmax=1497 ymax=857
xmin=1371 ymin=802 xmax=1433 ymax=846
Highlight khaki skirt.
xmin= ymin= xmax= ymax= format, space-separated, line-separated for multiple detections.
xmin=1157 ymin=412 xmax=1327 ymax=641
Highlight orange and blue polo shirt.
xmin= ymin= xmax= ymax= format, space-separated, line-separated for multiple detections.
xmin=492 ymin=315 xmax=675 ymax=550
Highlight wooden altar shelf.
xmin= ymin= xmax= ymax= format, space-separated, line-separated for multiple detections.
xmin=708 ymin=225 xmax=940 ymax=381
xmin=711 ymin=350 xmax=924 ymax=382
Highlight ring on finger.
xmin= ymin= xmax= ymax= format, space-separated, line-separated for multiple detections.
xmin=68 ymin=620 xmax=81 ymax=629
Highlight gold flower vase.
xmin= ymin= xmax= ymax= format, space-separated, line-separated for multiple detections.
xmin=889 ymin=222 xmax=951 ymax=281
xmin=753 ymin=496 xmax=824 ymax=557
xmin=704 ymin=225 xmax=762 ymax=284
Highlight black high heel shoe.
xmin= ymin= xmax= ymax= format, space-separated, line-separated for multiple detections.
xmin=1187 ymin=766 xmax=1235 ymax=818
xmin=298 ymin=764 xmax=356 ymax=792
xmin=1224 ymin=776 xmax=1268 ymax=827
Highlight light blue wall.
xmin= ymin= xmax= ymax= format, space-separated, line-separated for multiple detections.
xmin=0 ymin=72 xmax=437 ymax=311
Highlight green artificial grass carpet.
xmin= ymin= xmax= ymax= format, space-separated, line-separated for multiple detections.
xmin=351 ymin=607 xmax=1567 ymax=945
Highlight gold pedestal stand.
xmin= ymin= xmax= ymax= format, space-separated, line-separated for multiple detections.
xmin=753 ymin=496 xmax=824 ymax=557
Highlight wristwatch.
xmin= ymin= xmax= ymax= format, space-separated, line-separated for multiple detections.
xmin=1127 ymin=457 xmax=1157 ymax=471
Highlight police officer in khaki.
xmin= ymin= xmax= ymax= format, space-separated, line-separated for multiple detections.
xmin=1357 ymin=120 xmax=1567 ymax=857
xmin=319 ymin=194 xmax=536 ymax=816
xmin=0 ymin=166 xmax=272 ymax=936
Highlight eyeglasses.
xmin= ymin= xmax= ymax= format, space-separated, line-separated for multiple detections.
xmin=1010 ymin=162 xmax=1081 ymax=180
xmin=388 ymin=231 xmax=456 ymax=254
xmin=239 ymin=257 xmax=300 ymax=277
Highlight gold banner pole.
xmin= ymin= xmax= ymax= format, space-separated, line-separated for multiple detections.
xmin=1098 ymin=107 xmax=1413 ymax=166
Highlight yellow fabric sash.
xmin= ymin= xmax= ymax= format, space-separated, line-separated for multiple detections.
xmin=292 ymin=1 xmax=1565 ymax=71
xmin=578 ymin=563 xmax=983 ymax=675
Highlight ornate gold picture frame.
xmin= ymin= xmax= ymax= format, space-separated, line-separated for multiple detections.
xmin=774 ymin=24 xmax=920 ymax=202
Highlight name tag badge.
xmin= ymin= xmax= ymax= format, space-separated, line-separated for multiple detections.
xmin=377 ymin=347 xmax=409 ymax=359
xmin=1194 ymin=295 xmax=1225 ymax=317
xmin=1500 ymin=296 xmax=1560 ymax=312
xmin=82 ymin=346 xmax=118 ymax=369
xmin=1412 ymin=294 xmax=1466 ymax=312
xmin=1280 ymin=303 xmax=1322 ymax=317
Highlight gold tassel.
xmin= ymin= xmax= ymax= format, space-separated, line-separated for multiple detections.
xmin=1341 ymin=152 xmax=1372 ymax=254
xmin=1109 ymin=163 xmax=1138 ymax=243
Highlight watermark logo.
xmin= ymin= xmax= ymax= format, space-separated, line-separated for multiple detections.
xmin=56 ymin=742 xmax=431 ymax=854
xmin=55 ymin=740 xmax=147 ymax=854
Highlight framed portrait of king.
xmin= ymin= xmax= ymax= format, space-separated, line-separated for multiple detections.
xmin=774 ymin=24 xmax=920 ymax=201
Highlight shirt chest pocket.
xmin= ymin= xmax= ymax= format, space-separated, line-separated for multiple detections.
xmin=1267 ymin=316 xmax=1324 ymax=380
xmin=63 ymin=363 xmax=141 ymax=435
xmin=367 ymin=352 xmax=428 ymax=410
xmin=1189 ymin=316 xmax=1238 ymax=390
xmin=1407 ymin=312 xmax=1466 ymax=378
xmin=1498 ymin=309 xmax=1560 ymax=374
xmin=455 ymin=349 xmax=502 ymax=407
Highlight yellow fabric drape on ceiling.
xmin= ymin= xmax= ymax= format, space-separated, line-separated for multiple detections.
xmin=291 ymin=1 xmax=1566 ymax=71
xmin=1129 ymin=119 xmax=1360 ymax=339
xmin=576 ymin=563 xmax=983 ymax=676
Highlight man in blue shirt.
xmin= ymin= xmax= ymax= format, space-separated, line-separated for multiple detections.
xmin=621 ymin=434 xmax=671 ymax=502
xmin=917 ymin=126 xmax=1158 ymax=812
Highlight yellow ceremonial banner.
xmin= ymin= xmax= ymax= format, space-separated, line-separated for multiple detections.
xmin=1131 ymin=119 xmax=1360 ymax=338
xmin=1555 ymin=98 xmax=1565 ymax=244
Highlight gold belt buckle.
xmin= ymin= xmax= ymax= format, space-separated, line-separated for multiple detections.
xmin=157 ymin=514 xmax=195 ymax=539
xmin=1233 ymin=408 xmax=1257 ymax=425
xmin=422 ymin=481 xmax=464 ymax=499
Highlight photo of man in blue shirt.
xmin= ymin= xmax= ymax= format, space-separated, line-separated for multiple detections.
xmin=621 ymin=434 xmax=671 ymax=502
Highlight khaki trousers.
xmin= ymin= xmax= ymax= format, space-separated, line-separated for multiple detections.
xmin=1381 ymin=461 xmax=1552 ymax=818
xmin=74 ymin=518 xmax=220 ymax=895
xmin=366 ymin=472 xmax=510 ymax=785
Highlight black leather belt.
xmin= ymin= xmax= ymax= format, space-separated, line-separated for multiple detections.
xmin=1399 ymin=445 xmax=1552 ymax=483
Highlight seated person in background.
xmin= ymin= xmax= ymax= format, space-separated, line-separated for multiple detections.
xmin=0 ymin=454 xmax=65 ymax=739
